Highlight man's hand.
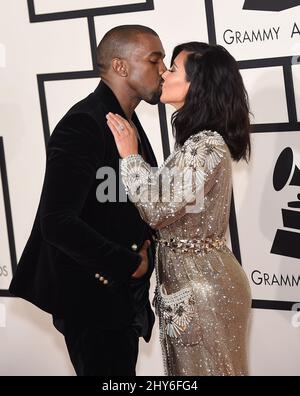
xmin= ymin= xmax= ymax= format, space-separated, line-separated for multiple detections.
xmin=131 ymin=240 xmax=151 ymax=279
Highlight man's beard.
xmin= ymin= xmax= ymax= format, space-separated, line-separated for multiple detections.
xmin=146 ymin=88 xmax=162 ymax=105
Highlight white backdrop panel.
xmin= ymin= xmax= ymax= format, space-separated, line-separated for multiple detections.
xmin=233 ymin=131 xmax=300 ymax=302
xmin=240 ymin=67 xmax=289 ymax=124
xmin=213 ymin=0 xmax=300 ymax=60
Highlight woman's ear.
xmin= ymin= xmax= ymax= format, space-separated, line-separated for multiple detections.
xmin=111 ymin=58 xmax=128 ymax=77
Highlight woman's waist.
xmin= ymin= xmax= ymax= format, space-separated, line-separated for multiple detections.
xmin=155 ymin=235 xmax=226 ymax=255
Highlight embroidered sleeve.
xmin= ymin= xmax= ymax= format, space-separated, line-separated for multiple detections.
xmin=121 ymin=131 xmax=226 ymax=229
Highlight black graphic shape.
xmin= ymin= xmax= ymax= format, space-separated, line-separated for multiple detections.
xmin=273 ymin=147 xmax=300 ymax=194
xmin=273 ymin=147 xmax=294 ymax=191
xmin=243 ymin=0 xmax=300 ymax=12
xmin=289 ymin=194 xmax=300 ymax=209
xmin=0 ymin=137 xmax=17 ymax=297
xmin=271 ymin=147 xmax=300 ymax=259
xmin=205 ymin=0 xmax=217 ymax=44
xmin=158 ymin=103 xmax=171 ymax=158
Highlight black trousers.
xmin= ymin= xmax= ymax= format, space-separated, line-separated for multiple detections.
xmin=62 ymin=320 xmax=140 ymax=376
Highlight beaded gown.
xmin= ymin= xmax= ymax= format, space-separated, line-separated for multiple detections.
xmin=121 ymin=130 xmax=252 ymax=376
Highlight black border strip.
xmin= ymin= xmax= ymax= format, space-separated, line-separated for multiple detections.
xmin=37 ymin=74 xmax=51 ymax=146
xmin=205 ymin=0 xmax=217 ymax=44
xmin=229 ymin=191 xmax=242 ymax=264
xmin=252 ymin=299 xmax=299 ymax=311
xmin=239 ymin=56 xmax=297 ymax=68
xmin=27 ymin=0 xmax=154 ymax=22
xmin=283 ymin=63 xmax=298 ymax=124
xmin=0 ymin=137 xmax=17 ymax=297
xmin=250 ymin=123 xmax=300 ymax=132
xmin=0 ymin=290 xmax=12 ymax=297
xmin=88 ymin=16 xmax=98 ymax=71
xmin=158 ymin=103 xmax=171 ymax=158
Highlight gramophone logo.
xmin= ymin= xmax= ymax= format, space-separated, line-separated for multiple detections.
xmin=243 ymin=0 xmax=300 ymax=12
xmin=271 ymin=147 xmax=300 ymax=259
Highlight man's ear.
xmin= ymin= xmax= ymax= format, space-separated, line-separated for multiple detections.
xmin=111 ymin=58 xmax=128 ymax=77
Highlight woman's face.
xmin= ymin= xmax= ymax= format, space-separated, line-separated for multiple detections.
xmin=160 ymin=51 xmax=190 ymax=109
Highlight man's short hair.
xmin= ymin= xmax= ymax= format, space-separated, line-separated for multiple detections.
xmin=96 ymin=25 xmax=158 ymax=75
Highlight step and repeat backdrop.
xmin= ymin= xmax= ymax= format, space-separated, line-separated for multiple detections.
xmin=0 ymin=0 xmax=300 ymax=375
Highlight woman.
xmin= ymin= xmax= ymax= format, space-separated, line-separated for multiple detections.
xmin=106 ymin=42 xmax=252 ymax=376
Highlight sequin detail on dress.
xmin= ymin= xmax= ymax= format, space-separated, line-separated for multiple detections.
xmin=153 ymin=284 xmax=195 ymax=339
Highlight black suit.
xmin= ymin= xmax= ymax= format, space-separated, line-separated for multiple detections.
xmin=9 ymin=81 xmax=157 ymax=375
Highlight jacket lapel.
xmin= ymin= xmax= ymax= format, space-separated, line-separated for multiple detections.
xmin=94 ymin=81 xmax=158 ymax=168
xmin=132 ymin=113 xmax=158 ymax=168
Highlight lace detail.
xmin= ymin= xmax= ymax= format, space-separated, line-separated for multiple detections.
xmin=176 ymin=130 xmax=225 ymax=173
xmin=153 ymin=284 xmax=195 ymax=339
xmin=120 ymin=154 xmax=151 ymax=193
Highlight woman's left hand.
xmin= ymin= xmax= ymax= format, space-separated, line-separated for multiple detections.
xmin=106 ymin=113 xmax=138 ymax=158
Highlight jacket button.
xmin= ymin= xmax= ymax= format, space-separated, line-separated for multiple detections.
xmin=103 ymin=279 xmax=109 ymax=285
xmin=95 ymin=273 xmax=100 ymax=279
xmin=99 ymin=276 xmax=104 ymax=282
xmin=131 ymin=243 xmax=138 ymax=251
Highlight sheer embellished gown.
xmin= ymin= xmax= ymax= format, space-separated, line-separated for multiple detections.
xmin=121 ymin=130 xmax=252 ymax=376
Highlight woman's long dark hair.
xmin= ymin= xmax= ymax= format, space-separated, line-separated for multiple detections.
xmin=171 ymin=42 xmax=251 ymax=161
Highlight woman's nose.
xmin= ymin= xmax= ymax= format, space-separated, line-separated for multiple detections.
xmin=161 ymin=70 xmax=168 ymax=80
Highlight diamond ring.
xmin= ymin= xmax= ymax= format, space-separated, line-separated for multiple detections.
xmin=118 ymin=124 xmax=125 ymax=131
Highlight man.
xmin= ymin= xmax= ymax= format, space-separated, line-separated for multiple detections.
xmin=9 ymin=25 xmax=166 ymax=376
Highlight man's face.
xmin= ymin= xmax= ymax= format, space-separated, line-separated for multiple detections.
xmin=126 ymin=34 xmax=166 ymax=104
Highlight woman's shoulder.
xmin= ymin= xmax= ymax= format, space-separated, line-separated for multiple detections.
xmin=173 ymin=130 xmax=227 ymax=172
xmin=184 ymin=130 xmax=225 ymax=148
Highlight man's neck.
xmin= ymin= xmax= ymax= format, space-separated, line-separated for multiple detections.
xmin=102 ymin=79 xmax=140 ymax=120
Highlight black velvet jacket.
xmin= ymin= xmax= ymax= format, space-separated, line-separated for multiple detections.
xmin=9 ymin=81 xmax=157 ymax=340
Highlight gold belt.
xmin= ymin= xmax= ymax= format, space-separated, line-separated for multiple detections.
xmin=155 ymin=236 xmax=226 ymax=254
